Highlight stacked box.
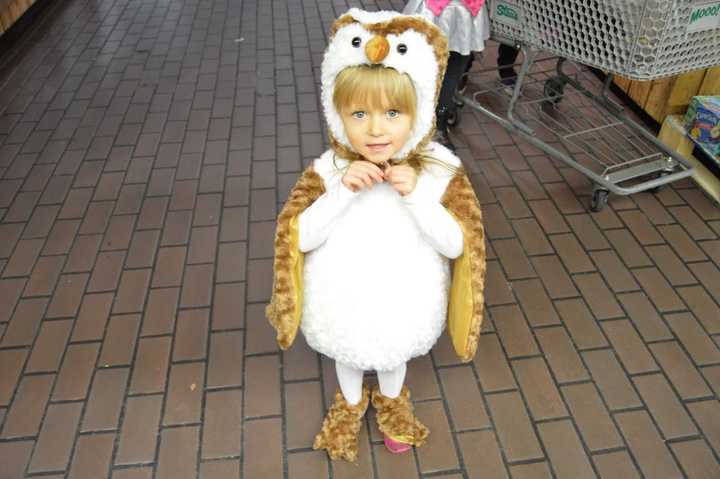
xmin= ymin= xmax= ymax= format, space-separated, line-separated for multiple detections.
xmin=684 ymin=96 xmax=720 ymax=157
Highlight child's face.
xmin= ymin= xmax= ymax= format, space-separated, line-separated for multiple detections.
xmin=341 ymin=99 xmax=413 ymax=164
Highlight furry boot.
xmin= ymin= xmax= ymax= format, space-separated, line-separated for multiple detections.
xmin=371 ymin=385 xmax=429 ymax=453
xmin=313 ymin=386 xmax=370 ymax=462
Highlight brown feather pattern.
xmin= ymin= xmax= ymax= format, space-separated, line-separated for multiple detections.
xmin=265 ymin=167 xmax=326 ymax=349
xmin=371 ymin=385 xmax=429 ymax=447
xmin=441 ymin=171 xmax=487 ymax=361
xmin=313 ymin=386 xmax=370 ymax=462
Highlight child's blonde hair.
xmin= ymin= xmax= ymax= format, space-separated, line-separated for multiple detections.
xmin=333 ymin=64 xmax=417 ymax=122
xmin=332 ymin=65 xmax=458 ymax=175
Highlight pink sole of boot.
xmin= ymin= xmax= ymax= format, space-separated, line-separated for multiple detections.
xmin=384 ymin=435 xmax=412 ymax=454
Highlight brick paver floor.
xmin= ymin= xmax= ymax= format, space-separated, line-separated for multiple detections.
xmin=1 ymin=0 xmax=720 ymax=477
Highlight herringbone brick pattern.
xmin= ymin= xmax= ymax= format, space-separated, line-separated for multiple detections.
xmin=0 ymin=0 xmax=719 ymax=477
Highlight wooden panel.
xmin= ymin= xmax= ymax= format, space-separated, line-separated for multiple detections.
xmin=615 ymin=66 xmax=715 ymax=124
xmin=0 ymin=11 xmax=12 ymax=30
xmin=699 ymin=66 xmax=720 ymax=96
xmin=614 ymin=75 xmax=632 ymax=93
xmin=665 ymin=69 xmax=707 ymax=117
xmin=627 ymin=79 xmax=652 ymax=107
xmin=644 ymin=77 xmax=677 ymax=123
xmin=9 ymin=1 xmax=20 ymax=23
xmin=0 ymin=0 xmax=34 ymax=34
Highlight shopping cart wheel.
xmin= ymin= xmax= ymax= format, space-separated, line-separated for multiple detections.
xmin=590 ymin=188 xmax=609 ymax=212
xmin=543 ymin=77 xmax=565 ymax=105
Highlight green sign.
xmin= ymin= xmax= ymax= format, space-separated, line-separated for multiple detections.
xmin=495 ymin=1 xmax=521 ymax=28
xmin=687 ymin=1 xmax=720 ymax=32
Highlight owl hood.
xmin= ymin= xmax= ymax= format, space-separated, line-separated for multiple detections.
xmin=321 ymin=9 xmax=449 ymax=161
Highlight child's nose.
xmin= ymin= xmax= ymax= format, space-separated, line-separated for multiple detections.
xmin=368 ymin=115 xmax=383 ymax=135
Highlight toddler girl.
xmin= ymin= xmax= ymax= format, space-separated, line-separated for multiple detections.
xmin=267 ymin=8 xmax=486 ymax=462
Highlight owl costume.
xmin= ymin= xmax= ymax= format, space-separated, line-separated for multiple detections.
xmin=266 ymin=8 xmax=486 ymax=461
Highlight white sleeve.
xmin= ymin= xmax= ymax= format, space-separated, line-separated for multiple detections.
xmin=298 ymin=177 xmax=358 ymax=253
xmin=401 ymin=187 xmax=464 ymax=259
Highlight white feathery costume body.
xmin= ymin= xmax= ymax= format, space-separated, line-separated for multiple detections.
xmin=267 ymin=8 xmax=487 ymax=371
xmin=301 ymin=148 xmax=460 ymax=370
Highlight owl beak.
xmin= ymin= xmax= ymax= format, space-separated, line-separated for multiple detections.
xmin=365 ymin=35 xmax=390 ymax=64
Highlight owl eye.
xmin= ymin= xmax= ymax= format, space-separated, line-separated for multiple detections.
xmin=397 ymin=44 xmax=408 ymax=54
xmin=351 ymin=37 xmax=361 ymax=47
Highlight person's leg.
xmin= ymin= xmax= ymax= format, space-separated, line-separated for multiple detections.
xmin=438 ymin=52 xmax=472 ymax=114
xmin=457 ymin=52 xmax=475 ymax=94
xmin=497 ymin=43 xmax=520 ymax=84
xmin=376 ymin=363 xmax=407 ymax=399
xmin=435 ymin=52 xmax=471 ymax=150
xmin=497 ymin=43 xmax=519 ymax=66
xmin=335 ymin=361 xmax=364 ymax=405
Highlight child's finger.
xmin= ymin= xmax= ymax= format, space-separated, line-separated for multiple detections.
xmin=392 ymin=173 xmax=407 ymax=185
xmin=349 ymin=172 xmax=368 ymax=189
xmin=371 ymin=162 xmax=385 ymax=175
xmin=366 ymin=169 xmax=383 ymax=184
xmin=360 ymin=173 xmax=374 ymax=189
xmin=345 ymin=177 xmax=360 ymax=192
xmin=348 ymin=176 xmax=365 ymax=191
xmin=395 ymin=168 xmax=412 ymax=182
xmin=358 ymin=163 xmax=384 ymax=182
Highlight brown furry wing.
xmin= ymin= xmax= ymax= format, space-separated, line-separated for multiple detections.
xmin=440 ymin=171 xmax=486 ymax=362
xmin=266 ymin=167 xmax=326 ymax=349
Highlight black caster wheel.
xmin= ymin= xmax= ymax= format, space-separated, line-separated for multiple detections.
xmin=591 ymin=188 xmax=609 ymax=212
xmin=543 ymin=77 xmax=566 ymax=105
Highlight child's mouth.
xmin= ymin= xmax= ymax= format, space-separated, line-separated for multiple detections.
xmin=366 ymin=143 xmax=390 ymax=152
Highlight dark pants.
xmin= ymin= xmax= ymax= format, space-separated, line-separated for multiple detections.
xmin=498 ymin=43 xmax=520 ymax=79
xmin=437 ymin=51 xmax=472 ymax=114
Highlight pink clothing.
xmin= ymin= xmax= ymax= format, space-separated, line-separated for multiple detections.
xmin=425 ymin=0 xmax=484 ymax=17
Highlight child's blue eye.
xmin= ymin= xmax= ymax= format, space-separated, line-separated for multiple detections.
xmin=351 ymin=111 xmax=365 ymax=119
xmin=387 ymin=109 xmax=400 ymax=118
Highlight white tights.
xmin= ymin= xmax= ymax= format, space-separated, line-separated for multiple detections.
xmin=335 ymin=361 xmax=407 ymax=406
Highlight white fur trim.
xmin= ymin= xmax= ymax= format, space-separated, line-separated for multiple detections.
xmin=322 ymin=10 xmax=441 ymax=160
xmin=312 ymin=150 xmax=348 ymax=182
xmin=423 ymin=141 xmax=462 ymax=169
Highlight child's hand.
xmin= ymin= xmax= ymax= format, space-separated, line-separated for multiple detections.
xmin=342 ymin=161 xmax=384 ymax=192
xmin=385 ymin=165 xmax=417 ymax=196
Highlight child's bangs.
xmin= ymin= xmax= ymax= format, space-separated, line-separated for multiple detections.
xmin=334 ymin=66 xmax=416 ymax=118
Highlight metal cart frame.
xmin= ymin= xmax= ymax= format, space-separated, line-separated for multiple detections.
xmin=455 ymin=0 xmax=720 ymax=211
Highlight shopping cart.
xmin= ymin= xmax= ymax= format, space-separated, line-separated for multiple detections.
xmin=457 ymin=0 xmax=720 ymax=211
